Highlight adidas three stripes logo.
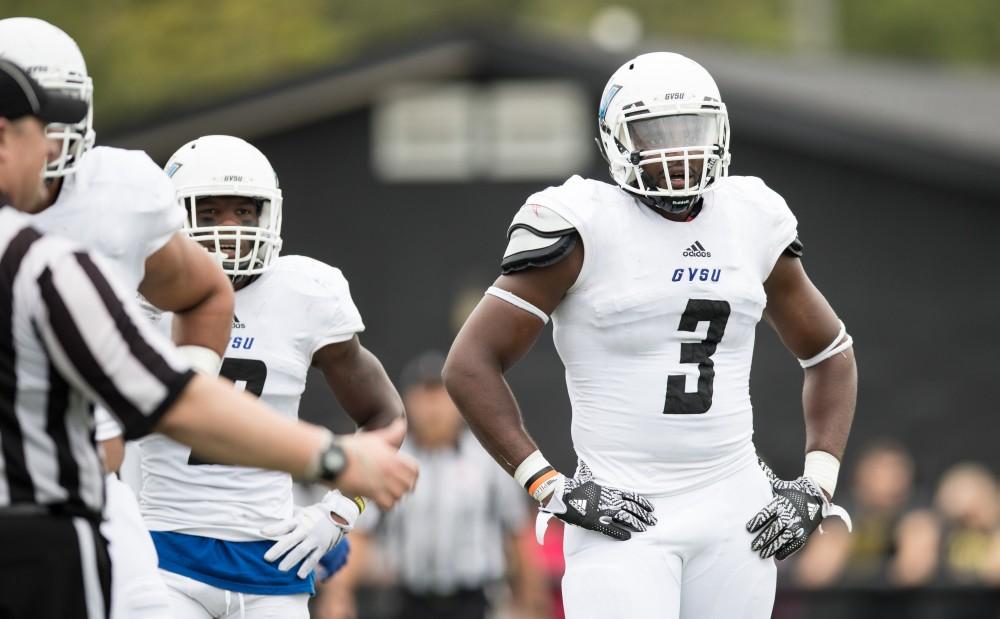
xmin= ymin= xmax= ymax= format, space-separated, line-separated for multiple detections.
xmin=682 ymin=241 xmax=712 ymax=257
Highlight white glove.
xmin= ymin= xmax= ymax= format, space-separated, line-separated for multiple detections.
xmin=261 ymin=504 xmax=348 ymax=578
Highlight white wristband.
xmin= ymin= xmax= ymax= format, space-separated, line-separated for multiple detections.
xmin=804 ymin=450 xmax=840 ymax=498
xmin=177 ymin=345 xmax=222 ymax=375
xmin=514 ymin=450 xmax=560 ymax=502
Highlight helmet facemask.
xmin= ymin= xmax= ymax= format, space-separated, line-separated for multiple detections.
xmin=604 ymin=100 xmax=730 ymax=215
xmin=36 ymin=70 xmax=94 ymax=178
xmin=179 ymin=190 xmax=283 ymax=281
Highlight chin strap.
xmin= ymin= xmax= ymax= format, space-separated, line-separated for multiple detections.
xmin=636 ymin=192 xmax=703 ymax=218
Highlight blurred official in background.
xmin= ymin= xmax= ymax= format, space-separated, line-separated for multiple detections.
xmin=317 ymin=351 xmax=548 ymax=619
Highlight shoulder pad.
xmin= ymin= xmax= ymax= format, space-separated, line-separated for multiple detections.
xmin=783 ymin=236 xmax=804 ymax=258
xmin=270 ymin=255 xmax=350 ymax=299
xmin=80 ymin=147 xmax=164 ymax=188
xmin=501 ymin=204 xmax=578 ymax=275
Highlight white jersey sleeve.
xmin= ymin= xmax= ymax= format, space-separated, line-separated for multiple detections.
xmin=720 ymin=176 xmax=798 ymax=281
xmin=275 ymin=255 xmax=365 ymax=354
xmin=93 ymin=407 xmax=123 ymax=442
xmin=519 ymin=175 xmax=622 ymax=293
xmin=521 ymin=175 xmax=601 ymax=228
xmin=82 ymin=147 xmax=183 ymax=262
xmin=32 ymin=147 xmax=183 ymax=292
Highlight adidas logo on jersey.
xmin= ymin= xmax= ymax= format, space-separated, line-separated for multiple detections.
xmin=682 ymin=241 xmax=711 ymax=258
xmin=569 ymin=498 xmax=587 ymax=515
xmin=232 ymin=313 xmax=245 ymax=329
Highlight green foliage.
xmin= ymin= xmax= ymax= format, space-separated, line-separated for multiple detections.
xmin=1 ymin=0 xmax=996 ymax=131
xmin=519 ymin=0 xmax=790 ymax=50
xmin=841 ymin=0 xmax=1000 ymax=64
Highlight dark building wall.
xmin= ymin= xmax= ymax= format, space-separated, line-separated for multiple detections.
xmin=252 ymin=94 xmax=998 ymax=486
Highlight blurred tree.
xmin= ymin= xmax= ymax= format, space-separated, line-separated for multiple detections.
xmin=1 ymin=0 xmax=997 ymax=130
xmin=841 ymin=0 xmax=1000 ymax=65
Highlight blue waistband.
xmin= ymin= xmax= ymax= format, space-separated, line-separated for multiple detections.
xmin=151 ymin=531 xmax=315 ymax=596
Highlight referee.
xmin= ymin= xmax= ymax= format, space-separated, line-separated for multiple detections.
xmin=0 ymin=60 xmax=418 ymax=619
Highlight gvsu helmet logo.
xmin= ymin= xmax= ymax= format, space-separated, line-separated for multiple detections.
xmin=682 ymin=241 xmax=711 ymax=258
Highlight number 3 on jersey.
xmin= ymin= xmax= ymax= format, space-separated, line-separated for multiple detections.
xmin=188 ymin=358 xmax=268 ymax=465
xmin=663 ymin=299 xmax=731 ymax=415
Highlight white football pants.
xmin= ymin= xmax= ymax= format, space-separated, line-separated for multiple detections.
xmin=161 ymin=570 xmax=310 ymax=619
xmin=561 ymin=458 xmax=777 ymax=619
xmin=101 ymin=474 xmax=173 ymax=618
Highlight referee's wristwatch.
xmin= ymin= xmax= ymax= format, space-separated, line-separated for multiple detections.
xmin=316 ymin=439 xmax=348 ymax=482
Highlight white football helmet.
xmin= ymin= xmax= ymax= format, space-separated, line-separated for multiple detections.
xmin=597 ymin=52 xmax=730 ymax=214
xmin=165 ymin=136 xmax=283 ymax=278
xmin=0 ymin=18 xmax=95 ymax=178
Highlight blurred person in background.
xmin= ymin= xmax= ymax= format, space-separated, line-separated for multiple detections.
xmin=137 ymin=135 xmax=405 ymax=619
xmin=444 ymin=51 xmax=856 ymax=618
xmin=793 ymin=439 xmax=919 ymax=587
xmin=933 ymin=462 xmax=999 ymax=584
xmin=316 ymin=351 xmax=549 ymax=619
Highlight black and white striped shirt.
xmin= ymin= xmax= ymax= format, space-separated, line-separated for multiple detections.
xmin=357 ymin=430 xmax=529 ymax=595
xmin=0 ymin=207 xmax=193 ymax=518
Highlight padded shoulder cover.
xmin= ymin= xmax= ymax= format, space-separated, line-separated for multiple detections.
xmin=501 ymin=203 xmax=578 ymax=274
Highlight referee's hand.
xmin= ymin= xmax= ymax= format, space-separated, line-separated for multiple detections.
xmin=336 ymin=420 xmax=418 ymax=510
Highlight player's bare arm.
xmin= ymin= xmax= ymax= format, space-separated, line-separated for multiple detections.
xmin=443 ymin=240 xmax=582 ymax=474
xmin=746 ymin=253 xmax=857 ymax=561
xmin=763 ymin=254 xmax=857 ymax=462
xmin=313 ymin=334 xmax=404 ymax=435
xmin=446 ymin=240 xmax=655 ymax=541
xmin=138 ymin=231 xmax=234 ymax=359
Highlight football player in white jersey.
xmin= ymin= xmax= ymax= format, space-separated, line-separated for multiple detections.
xmin=0 ymin=17 xmax=236 ymax=619
xmin=139 ymin=135 xmax=405 ymax=619
xmin=444 ymin=52 xmax=857 ymax=618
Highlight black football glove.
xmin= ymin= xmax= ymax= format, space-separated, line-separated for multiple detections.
xmin=745 ymin=460 xmax=852 ymax=560
xmin=538 ymin=460 xmax=656 ymax=541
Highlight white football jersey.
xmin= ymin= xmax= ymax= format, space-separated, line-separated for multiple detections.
xmin=138 ymin=255 xmax=365 ymax=540
xmin=519 ymin=175 xmax=797 ymax=496
xmin=29 ymin=146 xmax=183 ymax=446
xmin=29 ymin=146 xmax=183 ymax=291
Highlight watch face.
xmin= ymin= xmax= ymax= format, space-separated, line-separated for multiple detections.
xmin=322 ymin=445 xmax=346 ymax=478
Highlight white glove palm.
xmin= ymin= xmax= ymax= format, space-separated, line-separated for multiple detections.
xmin=261 ymin=504 xmax=348 ymax=578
